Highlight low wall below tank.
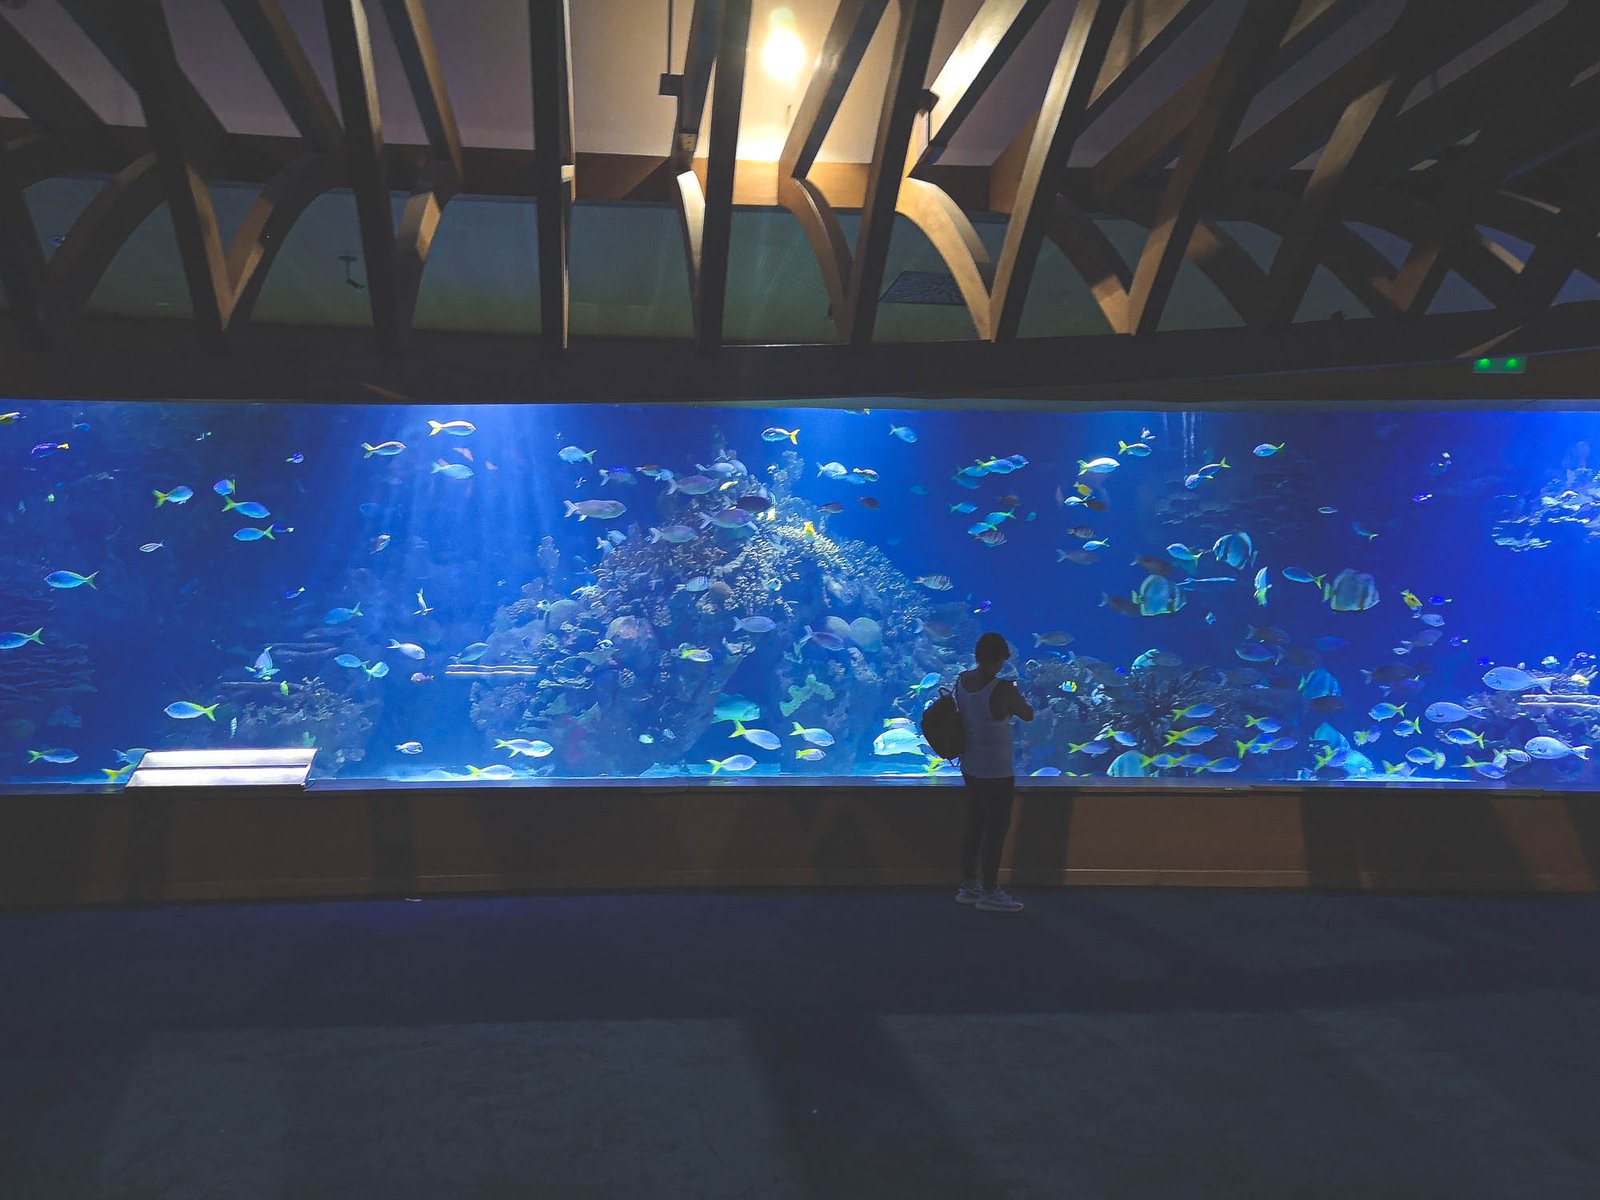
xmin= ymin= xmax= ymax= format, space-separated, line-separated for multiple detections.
xmin=3 ymin=782 xmax=1599 ymax=908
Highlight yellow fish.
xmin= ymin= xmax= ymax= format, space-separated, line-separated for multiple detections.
xmin=1401 ymin=589 xmax=1421 ymax=610
xmin=802 ymin=520 xmax=816 ymax=537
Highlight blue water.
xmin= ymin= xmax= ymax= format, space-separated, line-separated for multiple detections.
xmin=2 ymin=399 xmax=1597 ymax=789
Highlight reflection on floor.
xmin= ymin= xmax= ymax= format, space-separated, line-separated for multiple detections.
xmin=3 ymin=888 xmax=1599 ymax=1198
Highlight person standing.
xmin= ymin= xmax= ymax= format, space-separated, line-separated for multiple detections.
xmin=953 ymin=632 xmax=1033 ymax=912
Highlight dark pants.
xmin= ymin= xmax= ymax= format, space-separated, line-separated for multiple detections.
xmin=961 ymin=774 xmax=1015 ymax=891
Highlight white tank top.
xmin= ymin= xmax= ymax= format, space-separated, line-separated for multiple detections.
xmin=956 ymin=674 xmax=1014 ymax=779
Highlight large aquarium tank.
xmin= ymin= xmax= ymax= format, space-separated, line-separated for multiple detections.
xmin=1 ymin=398 xmax=1596 ymax=790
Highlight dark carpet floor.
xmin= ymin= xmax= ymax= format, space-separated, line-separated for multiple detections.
xmin=3 ymin=887 xmax=1599 ymax=1199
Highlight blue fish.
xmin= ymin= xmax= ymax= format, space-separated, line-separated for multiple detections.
xmin=214 ymin=479 xmax=235 ymax=496
xmin=223 ymin=498 xmax=270 ymax=519
xmin=287 ymin=452 xmax=304 ymax=464
xmin=324 ymin=604 xmax=363 ymax=625
xmin=233 ymin=527 xmax=274 ymax=541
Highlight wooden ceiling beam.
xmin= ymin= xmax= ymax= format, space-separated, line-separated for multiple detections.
xmin=920 ymin=0 xmax=1052 ymax=166
xmin=530 ymin=0 xmax=575 ymax=354
xmin=845 ymin=0 xmax=943 ymax=347
xmin=221 ymin=0 xmax=343 ymax=155
xmin=694 ymin=0 xmax=749 ymax=352
xmin=988 ymin=0 xmax=1125 ymax=340
xmin=1219 ymin=1 xmax=1528 ymax=193
xmin=1387 ymin=7 xmax=1600 ymax=316
xmin=1086 ymin=0 xmax=1210 ymax=115
xmin=1514 ymin=147 xmax=1600 ymax=319
xmin=1093 ymin=0 xmax=1366 ymax=203
xmin=81 ymin=0 xmax=234 ymax=346
xmin=323 ymin=0 xmax=402 ymax=351
xmin=779 ymin=0 xmax=889 ymax=181
xmin=380 ymin=0 xmax=463 ymax=181
xmin=58 ymin=0 xmax=229 ymax=165
xmin=0 ymin=15 xmax=116 ymax=158
xmin=42 ymin=152 xmax=166 ymax=340
xmin=1123 ymin=0 xmax=1299 ymax=336
xmin=225 ymin=152 xmax=343 ymax=327
xmin=1044 ymin=194 xmax=1130 ymax=333
xmin=1262 ymin=0 xmax=1456 ymax=325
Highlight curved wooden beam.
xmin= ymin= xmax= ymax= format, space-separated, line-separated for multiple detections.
xmin=221 ymin=0 xmax=343 ymax=153
xmin=777 ymin=175 xmax=850 ymax=321
xmin=1043 ymin=196 xmax=1130 ymax=333
xmin=44 ymin=152 xmax=165 ymax=338
xmin=895 ymin=176 xmax=995 ymax=339
xmin=380 ymin=0 xmax=463 ymax=180
xmin=226 ymin=152 xmax=343 ymax=326
xmin=395 ymin=161 xmax=460 ymax=331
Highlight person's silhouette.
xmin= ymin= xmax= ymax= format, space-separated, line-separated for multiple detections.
xmin=953 ymin=632 xmax=1033 ymax=912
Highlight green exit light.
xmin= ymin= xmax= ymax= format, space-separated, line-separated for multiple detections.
xmin=1472 ymin=355 xmax=1526 ymax=374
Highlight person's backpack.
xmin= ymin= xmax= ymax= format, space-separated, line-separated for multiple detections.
xmin=920 ymin=686 xmax=964 ymax=762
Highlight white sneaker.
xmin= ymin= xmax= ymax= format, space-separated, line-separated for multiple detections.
xmin=975 ymin=888 xmax=1023 ymax=913
xmin=955 ymin=882 xmax=982 ymax=904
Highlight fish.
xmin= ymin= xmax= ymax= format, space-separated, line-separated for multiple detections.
xmin=1368 ymin=703 xmax=1405 ymax=721
xmin=736 ymin=494 xmax=773 ymax=513
xmin=1204 ymin=758 xmax=1242 ymax=774
xmin=889 ymin=424 xmax=917 ymax=443
xmin=914 ymin=574 xmax=953 ymax=591
xmin=1253 ymin=443 xmax=1284 ymax=457
xmin=1132 ymin=556 xmax=1175 ymax=577
xmin=1318 ymin=506 xmax=1338 ymax=515
xmin=324 ymin=604 xmax=363 ymax=625
xmin=648 ymin=524 xmax=698 ymax=544
xmin=1082 ymin=539 xmax=1110 ymax=552
xmin=153 ymin=486 xmax=194 ymax=507
xmin=233 ymin=527 xmax=275 ymax=541
xmin=1253 ymin=567 xmax=1271 ymax=606
xmin=1212 ymin=531 xmax=1255 ymax=570
xmin=138 ymin=542 xmax=164 ymax=554
xmin=972 ymin=600 xmax=992 ymax=615
xmin=1352 ymin=521 xmax=1379 ymax=540
xmin=816 ymin=462 xmax=848 ymax=480
xmin=1165 ymin=726 xmax=1218 ymax=747
xmin=819 ymin=502 xmax=845 ymax=514
xmin=1282 ymin=568 xmax=1324 ymax=586
xmin=1424 ymin=701 xmax=1480 ymax=724
xmin=466 ymin=764 xmax=516 ymax=780
xmin=247 ymin=648 xmax=278 ymax=680
xmin=27 ymin=748 xmax=78 ymax=764
xmin=732 ymin=616 xmax=776 ymax=634
xmin=730 ymin=720 xmax=781 ymax=750
xmin=1196 ymin=458 xmax=1229 ymax=478
xmin=564 ymin=499 xmax=626 ymax=520
xmin=362 ymin=441 xmax=406 ymax=457
xmin=1394 ymin=718 xmax=1421 ymax=737
xmin=397 ymin=741 xmax=423 ymax=754
xmin=1481 ymin=666 xmax=1551 ymax=692
xmin=1244 ymin=715 xmax=1282 ymax=734
xmin=762 ymin=427 xmax=800 ymax=443
xmin=976 ymin=529 xmax=1006 ymax=547
xmin=701 ymin=508 xmax=754 ymax=530
xmin=363 ymin=661 xmax=390 ymax=679
xmin=791 ymin=722 xmax=835 ymax=747
xmin=708 ymin=755 xmax=757 ymax=773
xmin=287 ymin=452 xmax=304 ymax=464
xmin=1524 ymin=736 xmax=1589 ymax=761
xmin=1033 ymin=631 xmax=1074 ymax=647
xmin=213 ymin=479 xmax=235 ymax=497
xmin=1101 ymin=593 xmax=1140 ymax=617
xmin=409 ymin=673 xmax=432 ymax=684
xmin=1078 ymin=457 xmax=1118 ymax=476
xmin=1069 ymin=739 xmax=1113 ymax=756
xmin=496 ymin=738 xmax=554 ymax=757
xmin=1323 ymin=569 xmax=1380 ymax=612
xmin=796 ymin=748 xmax=826 ymax=761
xmin=387 ymin=640 xmax=426 ymax=659
xmin=1443 ymin=728 xmax=1484 ymax=747
xmin=714 ymin=696 xmax=761 ymax=723
xmin=1116 ymin=440 xmax=1152 ymax=458
xmin=676 ymin=644 xmax=713 ymax=663
xmin=164 ymin=701 xmax=218 ymax=721
xmin=800 ymin=625 xmax=845 ymax=652
xmin=31 ymin=441 xmax=68 ymax=457
xmin=1135 ymin=573 xmax=1185 ymax=616
xmin=599 ymin=467 xmax=635 ymax=486
xmin=0 ymin=411 xmax=21 ymax=422
xmin=222 ymin=498 xmax=271 ymax=519
xmin=874 ymin=727 xmax=929 ymax=756
xmin=859 ymin=497 xmax=881 ymax=510
xmin=1235 ymin=642 xmax=1277 ymax=663
xmin=432 ymin=460 xmax=474 ymax=479
xmin=0 ymin=628 xmax=43 ymax=650
xmin=1406 ymin=747 xmax=1446 ymax=769
xmin=429 ymin=420 xmax=478 ymax=436
xmin=370 ymin=534 xmax=392 ymax=554
xmin=45 ymin=570 xmax=97 ymax=589
xmin=457 ymin=642 xmax=489 ymax=662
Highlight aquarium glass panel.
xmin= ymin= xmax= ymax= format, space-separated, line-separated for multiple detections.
xmin=2 ymin=400 xmax=1596 ymax=789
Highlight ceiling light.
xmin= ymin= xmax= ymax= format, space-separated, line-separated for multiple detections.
xmin=761 ymin=7 xmax=805 ymax=84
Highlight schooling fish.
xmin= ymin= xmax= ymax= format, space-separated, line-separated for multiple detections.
xmin=153 ymin=486 xmax=194 ymax=507
xmin=730 ymin=720 xmax=781 ymax=750
xmin=496 ymin=738 xmax=554 ymax=757
xmin=708 ymin=755 xmax=756 ymax=773
xmin=432 ymin=460 xmax=474 ymax=479
xmin=387 ymin=640 xmax=426 ymax=660
xmin=466 ymin=764 xmax=516 ymax=779
xmin=429 ymin=420 xmax=477 ymax=436
xmin=1253 ymin=443 xmax=1284 ymax=457
xmin=324 ymin=603 xmax=363 ymax=625
xmin=28 ymin=748 xmax=78 ymax=764
xmin=1117 ymin=441 xmax=1151 ymax=457
xmin=0 ymin=628 xmax=43 ymax=649
xmin=397 ymin=741 xmax=423 ymax=754
xmin=164 ymin=701 xmax=218 ymax=720
xmin=233 ymin=527 xmax=274 ymax=541
xmin=222 ymin=498 xmax=270 ymax=519
xmin=362 ymin=441 xmax=406 ymax=457
xmin=889 ymin=424 xmax=917 ymax=443
xmin=1481 ymin=665 xmax=1550 ymax=692
xmin=31 ymin=441 xmax=68 ymax=458
xmin=45 ymin=570 xmax=97 ymax=589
